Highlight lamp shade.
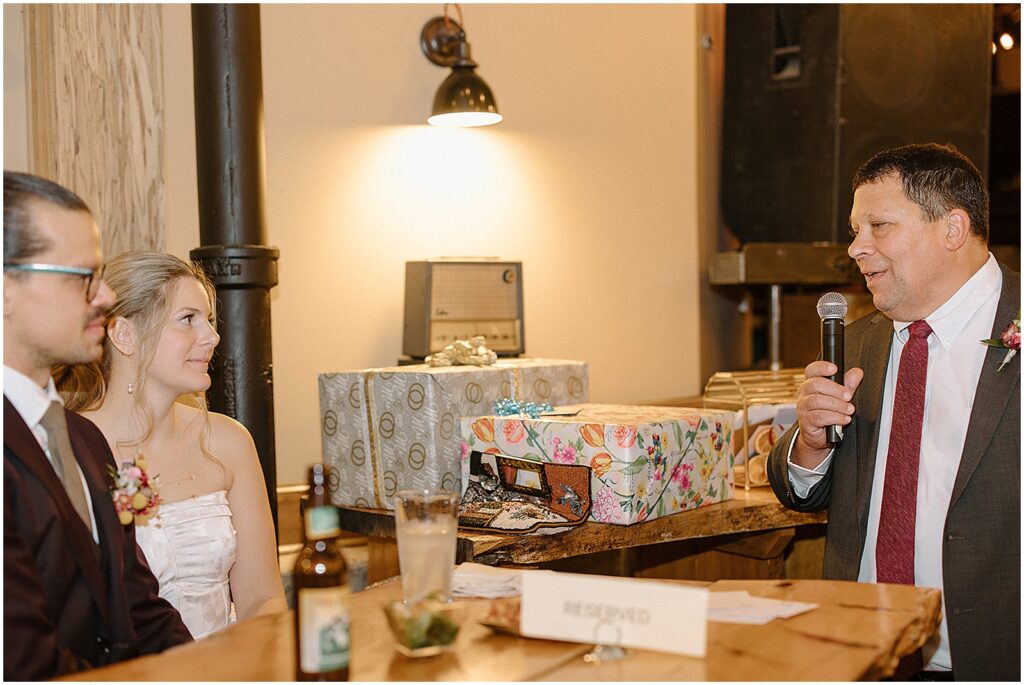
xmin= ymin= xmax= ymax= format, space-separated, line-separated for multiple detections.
xmin=428 ymin=65 xmax=502 ymax=127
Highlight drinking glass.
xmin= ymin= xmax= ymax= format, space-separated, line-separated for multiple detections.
xmin=393 ymin=489 xmax=459 ymax=605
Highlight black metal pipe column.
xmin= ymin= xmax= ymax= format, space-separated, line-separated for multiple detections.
xmin=190 ymin=3 xmax=280 ymax=538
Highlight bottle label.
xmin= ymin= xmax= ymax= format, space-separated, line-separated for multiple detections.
xmin=298 ymin=586 xmax=350 ymax=673
xmin=305 ymin=505 xmax=341 ymax=540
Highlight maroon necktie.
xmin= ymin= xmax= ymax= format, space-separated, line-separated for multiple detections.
xmin=876 ymin=320 xmax=932 ymax=585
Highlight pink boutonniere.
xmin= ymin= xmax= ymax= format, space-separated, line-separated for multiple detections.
xmin=107 ymin=456 xmax=161 ymax=525
xmin=981 ymin=311 xmax=1021 ymax=371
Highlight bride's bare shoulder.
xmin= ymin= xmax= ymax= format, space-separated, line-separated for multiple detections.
xmin=174 ymin=404 xmax=255 ymax=457
xmin=203 ymin=410 xmax=259 ymax=470
xmin=208 ymin=412 xmax=255 ymax=448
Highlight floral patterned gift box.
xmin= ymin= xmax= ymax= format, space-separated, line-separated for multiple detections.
xmin=319 ymin=359 xmax=588 ymax=509
xmin=460 ymin=404 xmax=734 ymax=525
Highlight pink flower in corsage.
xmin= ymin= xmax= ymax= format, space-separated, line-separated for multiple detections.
xmin=981 ymin=310 xmax=1021 ymax=371
xmin=107 ymin=456 xmax=161 ymax=525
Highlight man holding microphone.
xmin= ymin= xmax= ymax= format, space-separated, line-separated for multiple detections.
xmin=768 ymin=143 xmax=1019 ymax=681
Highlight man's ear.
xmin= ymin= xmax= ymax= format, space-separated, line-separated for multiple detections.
xmin=944 ymin=209 xmax=971 ymax=252
xmin=107 ymin=317 xmax=136 ymax=356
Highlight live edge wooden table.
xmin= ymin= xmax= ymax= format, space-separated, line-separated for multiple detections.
xmin=339 ymin=487 xmax=828 ymax=583
xmin=61 ymin=578 xmax=941 ymax=681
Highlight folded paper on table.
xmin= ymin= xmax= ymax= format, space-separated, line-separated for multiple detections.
xmin=319 ymin=359 xmax=588 ymax=508
xmin=519 ymin=571 xmax=708 ymax=657
xmin=708 ymin=591 xmax=817 ymax=624
xmin=461 ymin=404 xmax=734 ymax=525
xmin=452 ymin=562 xmax=528 ymax=598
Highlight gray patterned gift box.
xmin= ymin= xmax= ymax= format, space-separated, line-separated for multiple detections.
xmin=319 ymin=359 xmax=589 ymax=509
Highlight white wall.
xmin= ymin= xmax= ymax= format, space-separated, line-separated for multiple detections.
xmin=22 ymin=4 xmax=703 ymax=485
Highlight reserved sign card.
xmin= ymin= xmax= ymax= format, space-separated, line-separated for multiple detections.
xmin=520 ymin=572 xmax=708 ymax=657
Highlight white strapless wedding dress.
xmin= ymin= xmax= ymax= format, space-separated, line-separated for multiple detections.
xmin=135 ymin=489 xmax=238 ymax=639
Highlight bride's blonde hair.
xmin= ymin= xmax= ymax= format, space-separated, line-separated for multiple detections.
xmin=55 ymin=251 xmax=218 ymax=452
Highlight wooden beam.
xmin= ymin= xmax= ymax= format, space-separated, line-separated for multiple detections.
xmin=25 ymin=4 xmax=164 ymax=254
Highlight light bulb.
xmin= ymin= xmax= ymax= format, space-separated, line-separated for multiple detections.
xmin=428 ymin=112 xmax=503 ymax=127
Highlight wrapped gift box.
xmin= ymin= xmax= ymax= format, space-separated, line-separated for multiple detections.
xmin=319 ymin=359 xmax=588 ymax=509
xmin=460 ymin=404 xmax=734 ymax=525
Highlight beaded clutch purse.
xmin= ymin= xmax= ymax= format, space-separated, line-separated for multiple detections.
xmin=459 ymin=450 xmax=592 ymax=534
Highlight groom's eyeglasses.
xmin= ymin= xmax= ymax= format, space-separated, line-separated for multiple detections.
xmin=4 ymin=262 xmax=106 ymax=301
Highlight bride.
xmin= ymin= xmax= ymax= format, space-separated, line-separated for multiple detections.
xmin=57 ymin=251 xmax=285 ymax=639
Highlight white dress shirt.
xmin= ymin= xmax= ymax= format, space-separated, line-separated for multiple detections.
xmin=4 ymin=365 xmax=100 ymax=543
xmin=786 ymin=254 xmax=1003 ymax=672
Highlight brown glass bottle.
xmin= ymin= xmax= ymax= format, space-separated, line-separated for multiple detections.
xmin=294 ymin=464 xmax=350 ymax=681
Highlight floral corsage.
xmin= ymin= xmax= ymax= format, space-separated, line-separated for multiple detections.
xmin=107 ymin=457 xmax=161 ymax=525
xmin=981 ymin=310 xmax=1021 ymax=371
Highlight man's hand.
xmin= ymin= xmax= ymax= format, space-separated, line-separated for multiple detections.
xmin=792 ymin=361 xmax=864 ymax=469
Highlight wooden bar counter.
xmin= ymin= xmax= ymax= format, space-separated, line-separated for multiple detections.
xmin=339 ymin=487 xmax=827 ymax=582
xmin=62 ymin=577 xmax=941 ymax=681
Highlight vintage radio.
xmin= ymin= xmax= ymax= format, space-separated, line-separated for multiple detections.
xmin=403 ymin=259 xmax=524 ymax=359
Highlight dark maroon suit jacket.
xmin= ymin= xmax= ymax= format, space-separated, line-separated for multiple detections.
xmin=3 ymin=397 xmax=192 ymax=679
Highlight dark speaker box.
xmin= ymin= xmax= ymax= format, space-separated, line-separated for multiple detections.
xmin=721 ymin=4 xmax=992 ymax=245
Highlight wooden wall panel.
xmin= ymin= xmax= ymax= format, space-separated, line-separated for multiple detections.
xmin=25 ymin=4 xmax=164 ymax=255
xmin=696 ymin=4 xmax=751 ymax=384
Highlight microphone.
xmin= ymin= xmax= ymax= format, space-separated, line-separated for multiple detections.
xmin=816 ymin=292 xmax=848 ymax=445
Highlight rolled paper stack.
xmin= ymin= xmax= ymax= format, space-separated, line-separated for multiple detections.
xmin=745 ymin=425 xmax=776 ymax=486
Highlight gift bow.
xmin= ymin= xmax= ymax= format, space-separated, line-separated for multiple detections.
xmin=426 ymin=336 xmax=498 ymax=367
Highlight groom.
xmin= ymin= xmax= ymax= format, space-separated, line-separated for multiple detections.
xmin=768 ymin=143 xmax=1019 ymax=681
xmin=4 ymin=171 xmax=191 ymax=679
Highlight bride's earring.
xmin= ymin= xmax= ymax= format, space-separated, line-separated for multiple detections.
xmin=127 ymin=382 xmax=134 ymax=395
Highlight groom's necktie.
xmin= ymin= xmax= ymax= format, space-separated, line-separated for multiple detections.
xmin=40 ymin=401 xmax=93 ymax=535
xmin=876 ymin=320 xmax=932 ymax=585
